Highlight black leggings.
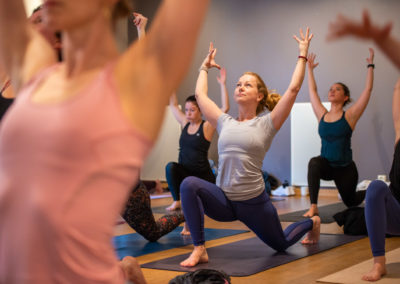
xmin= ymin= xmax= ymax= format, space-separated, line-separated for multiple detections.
xmin=165 ymin=162 xmax=215 ymax=201
xmin=122 ymin=181 xmax=185 ymax=242
xmin=307 ymin=156 xmax=365 ymax=206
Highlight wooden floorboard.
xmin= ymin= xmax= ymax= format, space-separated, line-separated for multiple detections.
xmin=114 ymin=190 xmax=400 ymax=284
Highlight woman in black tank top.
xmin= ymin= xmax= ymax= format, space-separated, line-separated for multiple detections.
xmin=166 ymin=65 xmax=230 ymax=214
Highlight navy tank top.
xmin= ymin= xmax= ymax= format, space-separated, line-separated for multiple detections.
xmin=178 ymin=120 xmax=211 ymax=173
xmin=389 ymin=140 xmax=400 ymax=204
xmin=319 ymin=111 xmax=353 ymax=167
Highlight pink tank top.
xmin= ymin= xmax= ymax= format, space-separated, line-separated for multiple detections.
xmin=0 ymin=64 xmax=152 ymax=283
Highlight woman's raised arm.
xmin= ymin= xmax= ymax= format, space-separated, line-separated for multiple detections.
xmin=0 ymin=1 xmax=56 ymax=92
xmin=194 ymin=43 xmax=223 ymax=129
xmin=307 ymin=53 xmax=327 ymax=121
xmin=115 ymin=0 xmax=210 ymax=141
xmin=327 ymin=10 xmax=400 ymax=70
xmin=270 ymin=28 xmax=313 ymax=131
xmin=346 ymin=48 xmax=374 ymax=129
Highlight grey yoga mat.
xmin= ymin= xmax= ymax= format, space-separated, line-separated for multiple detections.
xmin=279 ymin=202 xmax=350 ymax=223
xmin=141 ymin=233 xmax=365 ymax=276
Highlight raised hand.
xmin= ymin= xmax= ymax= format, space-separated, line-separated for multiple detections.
xmin=366 ymin=47 xmax=375 ymax=64
xmin=133 ymin=12 xmax=148 ymax=34
xmin=307 ymin=53 xmax=319 ymax=70
xmin=216 ymin=67 xmax=226 ymax=85
xmin=327 ymin=10 xmax=392 ymax=42
xmin=201 ymin=42 xmax=221 ymax=70
xmin=293 ymin=27 xmax=313 ymax=57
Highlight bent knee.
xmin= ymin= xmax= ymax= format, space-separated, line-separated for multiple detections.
xmin=366 ymin=180 xmax=389 ymax=201
xmin=180 ymin=176 xmax=201 ymax=195
xmin=165 ymin=161 xmax=177 ymax=173
xmin=308 ymin=157 xmax=323 ymax=170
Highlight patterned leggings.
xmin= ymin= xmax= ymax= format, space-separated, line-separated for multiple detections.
xmin=122 ymin=181 xmax=185 ymax=242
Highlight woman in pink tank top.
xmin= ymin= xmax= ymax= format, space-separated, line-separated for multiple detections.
xmin=0 ymin=1 xmax=210 ymax=283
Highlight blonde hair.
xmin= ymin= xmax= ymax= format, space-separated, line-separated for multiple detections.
xmin=243 ymin=72 xmax=281 ymax=114
xmin=112 ymin=0 xmax=132 ymax=25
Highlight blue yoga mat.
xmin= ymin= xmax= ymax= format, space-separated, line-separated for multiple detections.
xmin=113 ymin=227 xmax=248 ymax=259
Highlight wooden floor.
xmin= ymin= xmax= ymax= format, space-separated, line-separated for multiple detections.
xmin=114 ymin=189 xmax=400 ymax=284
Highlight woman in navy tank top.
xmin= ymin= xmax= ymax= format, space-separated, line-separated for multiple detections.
xmin=303 ymin=48 xmax=375 ymax=218
xmin=165 ymin=51 xmax=229 ymax=213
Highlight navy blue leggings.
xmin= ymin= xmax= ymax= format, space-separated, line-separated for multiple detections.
xmin=365 ymin=180 xmax=400 ymax=257
xmin=180 ymin=176 xmax=313 ymax=251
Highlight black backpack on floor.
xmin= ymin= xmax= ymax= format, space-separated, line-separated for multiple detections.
xmin=169 ymin=269 xmax=231 ymax=284
xmin=333 ymin=206 xmax=367 ymax=235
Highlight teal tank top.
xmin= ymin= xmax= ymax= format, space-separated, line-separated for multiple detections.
xmin=318 ymin=112 xmax=353 ymax=167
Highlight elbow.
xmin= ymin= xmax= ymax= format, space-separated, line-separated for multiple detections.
xmin=365 ymin=86 xmax=373 ymax=94
xmin=195 ymin=90 xmax=206 ymax=100
xmin=288 ymin=85 xmax=301 ymax=94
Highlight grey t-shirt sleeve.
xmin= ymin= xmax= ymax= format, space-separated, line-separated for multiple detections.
xmin=217 ymin=113 xmax=231 ymax=134
xmin=261 ymin=113 xmax=278 ymax=142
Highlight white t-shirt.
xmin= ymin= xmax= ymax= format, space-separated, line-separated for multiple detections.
xmin=216 ymin=113 xmax=277 ymax=201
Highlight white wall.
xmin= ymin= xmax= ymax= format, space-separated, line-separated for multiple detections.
xmin=140 ymin=107 xmax=181 ymax=181
xmin=291 ymin=102 xmax=335 ymax=187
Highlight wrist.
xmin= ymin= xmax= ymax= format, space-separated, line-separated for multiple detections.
xmin=199 ymin=66 xmax=209 ymax=73
xmin=299 ymin=49 xmax=308 ymax=57
xmin=367 ymin=63 xmax=375 ymax=69
xmin=298 ymin=55 xmax=308 ymax=62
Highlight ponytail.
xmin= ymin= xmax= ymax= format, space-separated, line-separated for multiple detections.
xmin=243 ymin=72 xmax=281 ymax=114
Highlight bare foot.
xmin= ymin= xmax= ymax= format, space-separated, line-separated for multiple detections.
xmin=362 ymin=256 xmax=387 ymax=282
xmin=180 ymin=245 xmax=209 ymax=267
xmin=119 ymin=256 xmax=147 ymax=284
xmin=166 ymin=201 xmax=181 ymax=211
xmin=180 ymin=222 xmax=191 ymax=236
xmin=301 ymin=215 xmax=321 ymax=245
xmin=303 ymin=204 xmax=319 ymax=217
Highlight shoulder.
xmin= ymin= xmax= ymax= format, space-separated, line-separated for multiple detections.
xmin=259 ymin=113 xmax=277 ymax=132
xmin=217 ymin=113 xmax=233 ymax=125
xmin=217 ymin=113 xmax=233 ymax=133
xmin=182 ymin=122 xmax=190 ymax=130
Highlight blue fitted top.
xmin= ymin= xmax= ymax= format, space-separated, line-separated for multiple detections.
xmin=319 ymin=112 xmax=353 ymax=167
